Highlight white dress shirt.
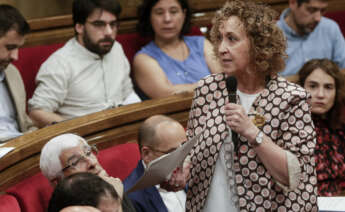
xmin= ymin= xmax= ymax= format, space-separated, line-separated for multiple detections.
xmin=0 ymin=72 xmax=22 ymax=141
xmin=28 ymin=38 xmax=140 ymax=119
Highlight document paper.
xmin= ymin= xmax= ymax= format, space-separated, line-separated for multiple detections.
xmin=126 ymin=133 xmax=201 ymax=193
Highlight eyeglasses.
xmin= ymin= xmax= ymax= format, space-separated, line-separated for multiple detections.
xmin=61 ymin=144 xmax=98 ymax=172
xmin=86 ymin=20 xmax=119 ymax=31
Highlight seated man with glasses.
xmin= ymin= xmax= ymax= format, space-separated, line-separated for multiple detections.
xmin=28 ymin=0 xmax=141 ymax=128
xmin=40 ymin=133 xmax=136 ymax=212
xmin=124 ymin=115 xmax=188 ymax=212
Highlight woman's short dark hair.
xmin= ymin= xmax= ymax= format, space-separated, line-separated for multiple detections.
xmin=210 ymin=0 xmax=287 ymax=76
xmin=137 ymin=0 xmax=191 ymax=37
xmin=72 ymin=0 xmax=122 ymax=26
xmin=298 ymin=58 xmax=345 ymax=129
xmin=0 ymin=4 xmax=30 ymax=37
xmin=48 ymin=172 xmax=119 ymax=212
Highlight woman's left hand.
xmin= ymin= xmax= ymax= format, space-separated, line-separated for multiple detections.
xmin=224 ymin=103 xmax=258 ymax=141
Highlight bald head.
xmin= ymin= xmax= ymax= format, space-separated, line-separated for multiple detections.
xmin=138 ymin=115 xmax=175 ymax=149
xmin=60 ymin=206 xmax=101 ymax=212
xmin=139 ymin=115 xmax=186 ymax=164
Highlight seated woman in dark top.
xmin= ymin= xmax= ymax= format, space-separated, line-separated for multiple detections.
xmin=298 ymin=58 xmax=345 ymax=196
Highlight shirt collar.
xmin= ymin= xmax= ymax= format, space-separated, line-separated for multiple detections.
xmin=279 ymin=8 xmax=301 ymax=38
xmin=72 ymin=37 xmax=104 ymax=60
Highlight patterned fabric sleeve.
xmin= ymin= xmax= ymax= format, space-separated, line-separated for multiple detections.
xmin=186 ymin=82 xmax=203 ymax=160
xmin=274 ymin=87 xmax=318 ymax=207
xmin=186 ymin=79 xmax=209 ymax=141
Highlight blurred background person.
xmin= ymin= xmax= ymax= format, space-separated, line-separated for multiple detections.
xmin=185 ymin=0 xmax=318 ymax=211
xmin=0 ymin=4 xmax=34 ymax=142
xmin=48 ymin=172 xmax=121 ymax=212
xmin=297 ymin=58 xmax=345 ymax=196
xmin=133 ymin=0 xmax=221 ymax=99
xmin=277 ymin=0 xmax=345 ymax=76
xmin=28 ymin=0 xmax=140 ymax=128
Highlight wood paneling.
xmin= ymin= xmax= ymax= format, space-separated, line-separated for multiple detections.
xmin=21 ymin=0 xmax=345 ymax=47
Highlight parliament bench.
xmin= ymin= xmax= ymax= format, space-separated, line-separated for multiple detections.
xmin=0 ymin=93 xmax=193 ymax=212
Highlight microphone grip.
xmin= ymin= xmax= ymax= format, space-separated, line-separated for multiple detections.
xmin=228 ymin=92 xmax=238 ymax=150
xmin=232 ymin=131 xmax=238 ymax=151
xmin=228 ymin=93 xmax=236 ymax=104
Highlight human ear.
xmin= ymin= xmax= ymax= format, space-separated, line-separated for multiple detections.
xmin=75 ymin=23 xmax=84 ymax=35
xmin=141 ymin=146 xmax=151 ymax=165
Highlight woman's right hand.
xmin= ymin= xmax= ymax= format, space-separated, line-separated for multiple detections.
xmin=224 ymin=102 xmax=258 ymax=143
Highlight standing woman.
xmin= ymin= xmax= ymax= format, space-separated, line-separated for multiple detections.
xmin=185 ymin=0 xmax=318 ymax=211
xmin=298 ymin=59 xmax=345 ymax=196
xmin=133 ymin=0 xmax=221 ymax=99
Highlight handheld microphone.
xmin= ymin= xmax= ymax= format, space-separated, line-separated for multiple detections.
xmin=226 ymin=76 xmax=238 ymax=150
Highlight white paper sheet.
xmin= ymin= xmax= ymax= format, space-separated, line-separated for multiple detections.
xmin=126 ymin=133 xmax=201 ymax=193
xmin=318 ymin=197 xmax=345 ymax=211
xmin=0 ymin=147 xmax=15 ymax=159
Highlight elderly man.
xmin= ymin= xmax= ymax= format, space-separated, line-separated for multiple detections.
xmin=0 ymin=4 xmax=34 ymax=142
xmin=277 ymin=0 xmax=345 ymax=76
xmin=29 ymin=0 xmax=140 ymax=128
xmin=124 ymin=115 xmax=188 ymax=212
xmin=40 ymin=133 xmax=136 ymax=212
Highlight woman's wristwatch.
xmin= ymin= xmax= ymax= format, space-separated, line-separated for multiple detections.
xmin=250 ymin=130 xmax=264 ymax=147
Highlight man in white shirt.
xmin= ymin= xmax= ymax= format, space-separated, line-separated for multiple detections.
xmin=28 ymin=0 xmax=141 ymax=128
xmin=0 ymin=4 xmax=34 ymax=142
xmin=124 ymin=115 xmax=187 ymax=212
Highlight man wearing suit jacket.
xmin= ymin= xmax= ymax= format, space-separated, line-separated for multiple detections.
xmin=0 ymin=4 xmax=34 ymax=142
xmin=124 ymin=115 xmax=187 ymax=212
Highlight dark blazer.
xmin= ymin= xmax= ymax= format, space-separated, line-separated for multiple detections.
xmin=124 ymin=161 xmax=168 ymax=212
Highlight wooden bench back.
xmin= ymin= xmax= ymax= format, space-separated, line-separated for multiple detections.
xmin=0 ymin=93 xmax=193 ymax=191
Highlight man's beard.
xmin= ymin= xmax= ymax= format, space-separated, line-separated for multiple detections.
xmin=82 ymin=30 xmax=115 ymax=56
xmin=292 ymin=14 xmax=318 ymax=36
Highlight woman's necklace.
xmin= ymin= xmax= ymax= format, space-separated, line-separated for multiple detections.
xmin=179 ymin=40 xmax=186 ymax=62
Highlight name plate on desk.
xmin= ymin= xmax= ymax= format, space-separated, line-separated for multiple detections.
xmin=318 ymin=197 xmax=345 ymax=212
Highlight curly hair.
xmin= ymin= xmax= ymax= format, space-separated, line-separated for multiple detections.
xmin=136 ymin=0 xmax=191 ymax=37
xmin=210 ymin=0 xmax=287 ymax=76
xmin=297 ymin=58 xmax=345 ymax=129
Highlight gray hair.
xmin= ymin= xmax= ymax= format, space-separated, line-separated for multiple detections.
xmin=40 ymin=133 xmax=88 ymax=181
